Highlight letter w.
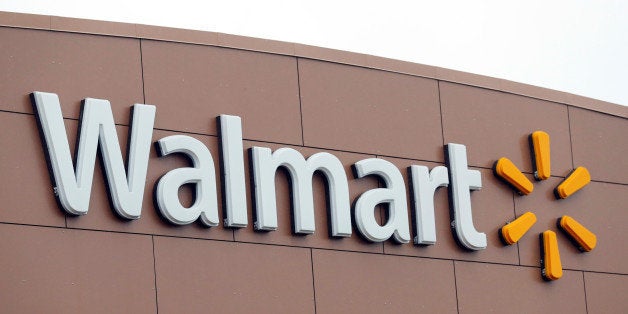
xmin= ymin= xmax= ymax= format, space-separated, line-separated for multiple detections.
xmin=32 ymin=92 xmax=155 ymax=219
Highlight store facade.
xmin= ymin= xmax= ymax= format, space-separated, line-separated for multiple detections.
xmin=0 ymin=11 xmax=626 ymax=313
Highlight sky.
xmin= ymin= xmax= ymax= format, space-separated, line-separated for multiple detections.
xmin=1 ymin=0 xmax=627 ymax=106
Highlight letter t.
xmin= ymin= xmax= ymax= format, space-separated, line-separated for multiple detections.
xmin=446 ymin=143 xmax=487 ymax=250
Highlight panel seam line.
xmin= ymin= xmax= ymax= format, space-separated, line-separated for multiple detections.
xmin=296 ymin=57 xmax=306 ymax=146
xmin=453 ymin=260 xmax=460 ymax=314
xmin=310 ymin=248 xmax=317 ymax=314
xmin=152 ymin=235 xmax=159 ymax=314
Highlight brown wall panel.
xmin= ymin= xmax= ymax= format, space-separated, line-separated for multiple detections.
xmin=440 ymin=82 xmax=573 ymax=175
xmin=0 ymin=112 xmax=66 ymax=227
xmin=584 ymin=272 xmax=628 ymax=314
xmin=0 ymin=27 xmax=144 ymax=121
xmin=50 ymin=16 xmax=137 ymax=37
xmin=455 ymin=261 xmax=586 ymax=314
xmin=154 ymin=236 xmax=314 ymax=313
xmin=0 ymin=224 xmax=156 ymax=313
xmin=0 ymin=11 xmax=50 ymax=29
xmin=142 ymin=40 xmax=302 ymax=144
xmin=136 ymin=24 xmax=219 ymax=45
xmin=299 ymin=59 xmax=443 ymax=161
xmin=570 ymin=106 xmax=628 ymax=184
xmin=313 ymin=249 xmax=458 ymax=313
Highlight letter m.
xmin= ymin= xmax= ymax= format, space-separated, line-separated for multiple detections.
xmin=32 ymin=92 xmax=155 ymax=219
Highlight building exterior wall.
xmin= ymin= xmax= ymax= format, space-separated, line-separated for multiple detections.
xmin=0 ymin=11 xmax=626 ymax=313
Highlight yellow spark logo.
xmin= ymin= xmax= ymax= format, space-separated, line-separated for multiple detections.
xmin=493 ymin=131 xmax=597 ymax=281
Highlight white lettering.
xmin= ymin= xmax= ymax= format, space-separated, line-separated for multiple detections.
xmin=33 ymin=92 xmax=487 ymax=251
xmin=33 ymin=91 xmax=155 ymax=219
xmin=353 ymin=158 xmax=410 ymax=243
xmin=219 ymin=115 xmax=248 ymax=228
xmin=155 ymin=135 xmax=219 ymax=226
xmin=410 ymin=165 xmax=449 ymax=245
xmin=251 ymin=147 xmax=351 ymax=236
xmin=446 ymin=143 xmax=487 ymax=250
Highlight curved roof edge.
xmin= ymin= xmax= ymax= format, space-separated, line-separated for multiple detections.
xmin=1 ymin=11 xmax=626 ymax=118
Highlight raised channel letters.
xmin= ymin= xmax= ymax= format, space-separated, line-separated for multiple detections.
xmin=32 ymin=91 xmax=487 ymax=250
